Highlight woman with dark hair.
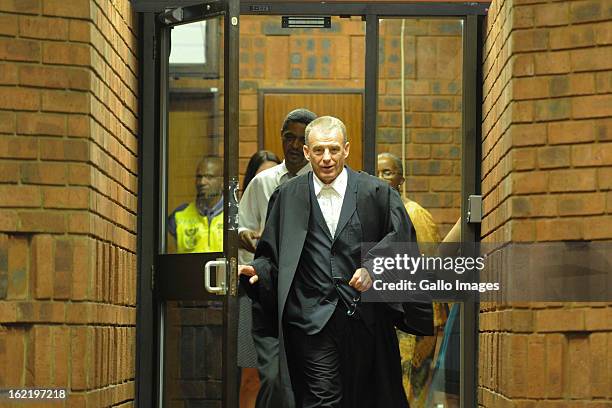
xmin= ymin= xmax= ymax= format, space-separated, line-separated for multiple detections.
xmin=239 ymin=150 xmax=280 ymax=408
xmin=242 ymin=150 xmax=281 ymax=193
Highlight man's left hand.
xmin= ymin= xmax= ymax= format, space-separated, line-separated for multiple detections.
xmin=349 ymin=268 xmax=372 ymax=292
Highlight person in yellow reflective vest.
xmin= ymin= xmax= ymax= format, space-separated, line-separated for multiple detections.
xmin=168 ymin=157 xmax=224 ymax=253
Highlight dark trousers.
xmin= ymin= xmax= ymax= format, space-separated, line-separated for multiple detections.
xmin=285 ymin=307 xmax=376 ymax=408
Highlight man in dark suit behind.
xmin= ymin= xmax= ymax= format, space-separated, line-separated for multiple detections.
xmin=239 ymin=116 xmax=433 ymax=408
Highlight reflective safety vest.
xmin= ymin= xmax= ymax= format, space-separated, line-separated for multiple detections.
xmin=173 ymin=202 xmax=223 ymax=253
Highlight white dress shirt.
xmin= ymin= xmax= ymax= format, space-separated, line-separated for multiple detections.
xmin=238 ymin=161 xmax=311 ymax=263
xmin=312 ymin=168 xmax=347 ymax=237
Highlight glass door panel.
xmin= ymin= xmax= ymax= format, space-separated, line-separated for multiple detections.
xmin=376 ymin=17 xmax=464 ymax=408
xmin=156 ymin=3 xmax=239 ymax=407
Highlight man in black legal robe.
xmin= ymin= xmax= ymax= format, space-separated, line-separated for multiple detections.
xmin=239 ymin=116 xmax=433 ymax=408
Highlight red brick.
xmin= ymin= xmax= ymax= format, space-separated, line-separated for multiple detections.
xmin=548 ymin=120 xmax=595 ymax=144
xmin=534 ymin=2 xmax=569 ymax=26
xmin=54 ymin=239 xmax=72 ymax=299
xmin=570 ymin=0 xmax=605 ymax=23
xmin=571 ymin=47 xmax=612 ymax=72
xmin=514 ymin=77 xmax=548 ymax=100
xmin=71 ymin=327 xmax=91 ymax=390
xmin=0 ymin=161 xmax=19 ymax=182
xmin=511 ymin=147 xmax=536 ymax=170
xmin=509 ymin=124 xmax=547 ymax=147
xmin=595 ymin=118 xmax=612 ymax=141
xmin=69 ymin=20 xmax=90 ymax=42
xmin=18 ymin=16 xmax=68 ymax=40
xmin=582 ymin=215 xmax=612 ymax=240
xmin=510 ymin=195 xmax=557 ymax=218
xmin=568 ymin=73 xmax=596 ymax=95
xmin=18 ymin=211 xmax=65 ymax=233
xmin=511 ymin=54 xmax=535 ymax=77
xmin=509 ymin=219 xmax=536 ymax=241
xmin=511 ymin=5 xmax=534 ymax=28
xmin=526 ymin=335 xmax=546 ymax=397
xmin=0 ymin=86 xmax=40 ymax=111
xmin=69 ymin=163 xmax=91 ymax=185
xmin=16 ymin=112 xmax=66 ymax=136
xmin=572 ymin=143 xmax=612 ymax=166
xmin=42 ymin=90 xmax=90 ymax=114
xmin=535 ymin=218 xmax=583 ymax=241
xmin=0 ymin=328 xmax=25 ymax=387
xmin=0 ymin=136 xmax=38 ymax=159
xmin=19 ymin=65 xmax=91 ymax=90
xmin=549 ymin=169 xmax=597 ymax=192
xmin=596 ymin=71 xmax=612 ymax=93
xmin=53 ymin=326 xmax=70 ymax=387
xmin=512 ymin=29 xmax=549 ymax=52
xmin=512 ymin=101 xmax=535 ymax=123
xmin=0 ymin=209 xmax=18 ymax=230
xmin=585 ymin=307 xmax=612 ymax=331
xmin=27 ymin=326 xmax=53 ymax=386
xmin=534 ymin=98 xmax=571 ymax=121
xmin=545 ymin=334 xmax=565 ymax=397
xmin=534 ymin=51 xmax=570 ymax=75
xmin=42 ymin=0 xmax=90 ymax=18
xmin=6 ymin=236 xmax=28 ymax=300
xmin=0 ymin=13 xmax=17 ymax=36
xmin=0 ymin=185 xmax=40 ymax=207
xmin=31 ymin=235 xmax=53 ymax=299
xmin=594 ymin=21 xmax=612 ymax=45
xmin=572 ymin=94 xmax=612 ymax=119
xmin=511 ymin=171 xmax=548 ymax=194
xmin=42 ymin=42 xmax=90 ymax=66
xmin=0 ymin=38 xmax=40 ymax=62
xmin=0 ymin=63 xmax=17 ymax=85
xmin=568 ymin=335 xmax=591 ymax=398
xmin=558 ymin=193 xmax=605 ymax=216
xmin=40 ymin=138 xmax=89 ymax=162
xmin=599 ymin=168 xmax=612 ymax=190
xmin=20 ymin=162 xmax=67 ymax=185
xmin=0 ymin=0 xmax=40 ymax=14
xmin=68 ymin=114 xmax=90 ymax=137
xmin=590 ymin=332 xmax=609 ymax=397
xmin=72 ymin=239 xmax=92 ymax=301
xmin=536 ymin=308 xmax=585 ymax=331
xmin=0 ymin=111 xmax=14 ymax=134
xmin=550 ymin=25 xmax=596 ymax=50
xmin=42 ymin=186 xmax=90 ymax=210
xmin=537 ymin=146 xmax=570 ymax=169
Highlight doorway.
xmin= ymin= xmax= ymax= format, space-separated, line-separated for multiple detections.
xmin=137 ymin=2 xmax=486 ymax=407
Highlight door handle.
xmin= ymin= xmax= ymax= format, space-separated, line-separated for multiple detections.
xmin=204 ymin=259 xmax=227 ymax=295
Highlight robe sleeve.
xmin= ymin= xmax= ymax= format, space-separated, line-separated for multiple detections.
xmin=364 ymin=183 xmax=434 ymax=336
xmin=239 ymin=188 xmax=281 ymax=320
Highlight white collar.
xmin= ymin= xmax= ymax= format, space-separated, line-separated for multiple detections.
xmin=313 ymin=167 xmax=348 ymax=198
xmin=276 ymin=160 xmax=311 ymax=183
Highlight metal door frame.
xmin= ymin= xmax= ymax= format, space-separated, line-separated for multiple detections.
xmin=137 ymin=2 xmax=485 ymax=407
xmin=137 ymin=1 xmax=240 ymax=407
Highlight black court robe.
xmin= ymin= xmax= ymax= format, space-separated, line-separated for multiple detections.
xmin=242 ymin=167 xmax=434 ymax=408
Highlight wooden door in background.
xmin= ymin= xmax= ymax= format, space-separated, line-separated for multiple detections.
xmin=261 ymin=92 xmax=363 ymax=170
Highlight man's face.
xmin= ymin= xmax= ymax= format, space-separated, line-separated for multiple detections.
xmin=195 ymin=160 xmax=223 ymax=200
xmin=377 ymin=155 xmax=404 ymax=191
xmin=304 ymin=128 xmax=349 ymax=184
xmin=281 ymin=121 xmax=308 ymax=169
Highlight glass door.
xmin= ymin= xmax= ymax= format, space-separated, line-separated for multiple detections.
xmin=156 ymin=2 xmax=240 ymax=407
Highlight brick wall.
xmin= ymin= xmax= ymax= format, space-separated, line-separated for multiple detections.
xmin=377 ymin=18 xmax=463 ymax=237
xmin=480 ymin=0 xmax=611 ymax=405
xmin=0 ymin=0 xmax=138 ymax=406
